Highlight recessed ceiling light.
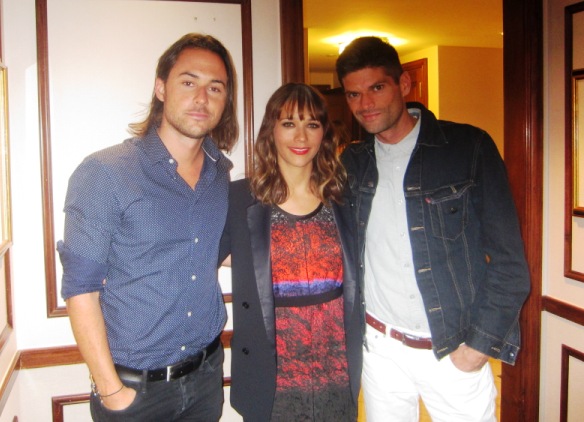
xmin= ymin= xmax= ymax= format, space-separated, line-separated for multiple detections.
xmin=323 ymin=31 xmax=408 ymax=54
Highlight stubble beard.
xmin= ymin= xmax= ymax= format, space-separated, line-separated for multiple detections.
xmin=166 ymin=110 xmax=218 ymax=142
xmin=357 ymin=104 xmax=403 ymax=137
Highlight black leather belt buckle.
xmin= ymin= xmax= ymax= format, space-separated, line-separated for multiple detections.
xmin=162 ymin=356 xmax=202 ymax=382
xmin=115 ymin=336 xmax=222 ymax=383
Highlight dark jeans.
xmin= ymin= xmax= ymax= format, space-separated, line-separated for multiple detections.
xmin=90 ymin=346 xmax=224 ymax=422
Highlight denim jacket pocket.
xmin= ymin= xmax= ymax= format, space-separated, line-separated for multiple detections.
xmin=425 ymin=182 xmax=473 ymax=241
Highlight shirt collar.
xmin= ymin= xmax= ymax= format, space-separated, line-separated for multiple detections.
xmin=139 ymin=126 xmax=232 ymax=172
xmin=140 ymin=126 xmax=173 ymax=164
xmin=374 ymin=108 xmax=421 ymax=156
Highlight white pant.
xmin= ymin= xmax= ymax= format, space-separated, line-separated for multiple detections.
xmin=362 ymin=324 xmax=497 ymax=422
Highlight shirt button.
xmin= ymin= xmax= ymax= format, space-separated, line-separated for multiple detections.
xmin=169 ymin=158 xmax=175 ymax=164
xmin=181 ymin=345 xmax=186 ymax=351
xmin=187 ymin=311 xmax=192 ymax=317
xmin=194 ymin=238 xmax=199 ymax=244
xmin=410 ymin=294 xmax=415 ymax=299
xmin=191 ymin=275 xmax=197 ymax=281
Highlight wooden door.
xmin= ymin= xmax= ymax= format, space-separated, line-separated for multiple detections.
xmin=403 ymin=58 xmax=428 ymax=107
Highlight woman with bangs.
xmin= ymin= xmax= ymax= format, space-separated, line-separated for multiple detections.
xmin=220 ymin=83 xmax=362 ymax=421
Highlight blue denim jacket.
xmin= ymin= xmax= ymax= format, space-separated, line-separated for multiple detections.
xmin=341 ymin=103 xmax=530 ymax=364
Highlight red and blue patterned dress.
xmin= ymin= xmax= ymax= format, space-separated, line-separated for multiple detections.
xmin=270 ymin=203 xmax=356 ymax=421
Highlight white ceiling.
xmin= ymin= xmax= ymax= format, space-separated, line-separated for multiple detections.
xmin=304 ymin=0 xmax=503 ymax=73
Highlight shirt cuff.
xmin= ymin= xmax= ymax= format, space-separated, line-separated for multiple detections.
xmin=57 ymin=241 xmax=108 ymax=299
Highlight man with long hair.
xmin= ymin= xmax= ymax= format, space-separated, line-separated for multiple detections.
xmin=58 ymin=33 xmax=238 ymax=421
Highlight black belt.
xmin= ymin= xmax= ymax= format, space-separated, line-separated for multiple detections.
xmin=115 ymin=336 xmax=221 ymax=383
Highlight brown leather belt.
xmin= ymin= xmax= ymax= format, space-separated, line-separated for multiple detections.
xmin=366 ymin=312 xmax=433 ymax=350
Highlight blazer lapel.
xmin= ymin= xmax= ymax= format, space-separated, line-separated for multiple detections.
xmin=333 ymin=203 xmax=356 ymax=319
xmin=247 ymin=202 xmax=276 ymax=347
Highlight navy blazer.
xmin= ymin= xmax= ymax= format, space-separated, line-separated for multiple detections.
xmin=219 ymin=178 xmax=362 ymax=422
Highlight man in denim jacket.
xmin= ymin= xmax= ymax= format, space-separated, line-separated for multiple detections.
xmin=336 ymin=37 xmax=530 ymax=422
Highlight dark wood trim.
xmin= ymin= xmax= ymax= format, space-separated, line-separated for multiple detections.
xmin=52 ymin=393 xmax=90 ymax=422
xmin=17 ymin=330 xmax=234 ymax=370
xmin=564 ymin=3 xmax=584 ymax=283
xmin=18 ymin=345 xmax=83 ymax=369
xmin=35 ymin=0 xmax=62 ymax=318
xmin=35 ymin=0 xmax=255 ymax=317
xmin=5 ymin=250 xmax=12 ymax=328
xmin=2 ymin=249 xmax=13 ymax=328
xmin=279 ymin=0 xmax=305 ymax=83
xmin=402 ymin=58 xmax=429 ymax=108
xmin=221 ymin=329 xmax=233 ymax=348
xmin=240 ymin=0 xmax=255 ymax=176
xmin=280 ymin=0 xmax=544 ymax=419
xmin=542 ymin=296 xmax=584 ymax=326
xmin=560 ymin=345 xmax=584 ymax=422
xmin=501 ymin=0 xmax=544 ymax=421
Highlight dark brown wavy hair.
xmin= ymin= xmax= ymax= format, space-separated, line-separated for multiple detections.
xmin=128 ymin=33 xmax=238 ymax=152
xmin=251 ymin=83 xmax=346 ymax=205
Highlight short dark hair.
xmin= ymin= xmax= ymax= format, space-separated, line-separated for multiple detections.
xmin=129 ymin=33 xmax=238 ymax=152
xmin=336 ymin=36 xmax=403 ymax=85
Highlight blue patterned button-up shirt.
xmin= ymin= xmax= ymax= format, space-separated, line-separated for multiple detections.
xmin=58 ymin=127 xmax=231 ymax=369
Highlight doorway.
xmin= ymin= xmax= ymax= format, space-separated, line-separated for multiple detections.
xmin=278 ymin=0 xmax=543 ymax=420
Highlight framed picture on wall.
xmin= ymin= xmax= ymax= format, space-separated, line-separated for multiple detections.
xmin=36 ymin=0 xmax=254 ymax=316
xmin=0 ymin=61 xmax=14 ymax=348
xmin=565 ymin=1 xmax=584 ymax=281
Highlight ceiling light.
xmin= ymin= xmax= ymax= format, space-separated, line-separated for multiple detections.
xmin=323 ymin=31 xmax=408 ymax=55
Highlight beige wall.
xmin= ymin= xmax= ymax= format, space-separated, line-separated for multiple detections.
xmin=403 ymin=46 xmax=504 ymax=155
xmin=0 ymin=0 xmax=282 ymax=420
xmin=436 ymin=46 xmax=504 ymax=154
xmin=313 ymin=45 xmax=504 ymax=155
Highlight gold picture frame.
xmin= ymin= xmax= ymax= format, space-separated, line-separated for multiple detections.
xmin=0 ymin=63 xmax=12 ymax=256
xmin=574 ymin=73 xmax=584 ymax=215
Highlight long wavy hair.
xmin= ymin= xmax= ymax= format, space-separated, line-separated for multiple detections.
xmin=128 ymin=33 xmax=238 ymax=152
xmin=251 ymin=83 xmax=346 ymax=205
